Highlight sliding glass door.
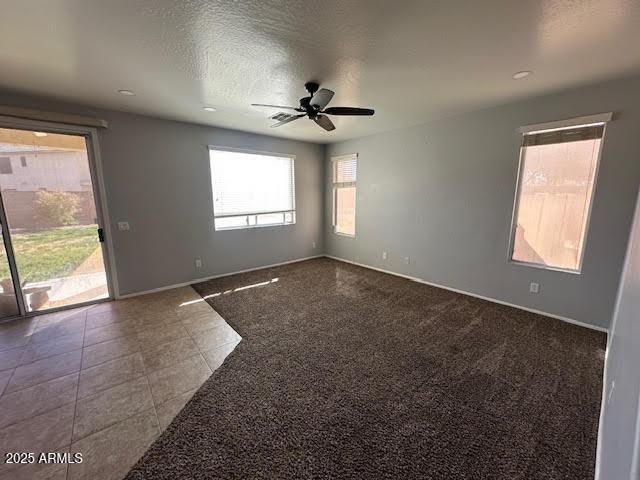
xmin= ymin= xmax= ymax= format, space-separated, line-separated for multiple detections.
xmin=0 ymin=126 xmax=110 ymax=314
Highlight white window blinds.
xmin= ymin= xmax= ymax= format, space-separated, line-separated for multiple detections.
xmin=332 ymin=154 xmax=357 ymax=236
xmin=209 ymin=148 xmax=296 ymax=230
xmin=335 ymin=154 xmax=357 ymax=183
xmin=509 ymin=121 xmax=606 ymax=272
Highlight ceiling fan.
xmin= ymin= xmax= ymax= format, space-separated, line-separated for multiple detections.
xmin=251 ymin=82 xmax=374 ymax=132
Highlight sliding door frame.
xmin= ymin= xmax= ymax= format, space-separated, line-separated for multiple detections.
xmin=0 ymin=115 xmax=118 ymax=317
xmin=0 ymin=188 xmax=26 ymax=316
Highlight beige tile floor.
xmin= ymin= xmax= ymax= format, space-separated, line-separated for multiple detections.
xmin=0 ymin=286 xmax=241 ymax=480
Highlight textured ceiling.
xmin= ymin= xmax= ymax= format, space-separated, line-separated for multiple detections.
xmin=1 ymin=0 xmax=640 ymax=143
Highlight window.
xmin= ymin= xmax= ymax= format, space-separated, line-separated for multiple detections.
xmin=509 ymin=115 xmax=609 ymax=272
xmin=209 ymin=147 xmax=295 ymax=231
xmin=332 ymin=154 xmax=357 ymax=236
xmin=0 ymin=157 xmax=12 ymax=174
xmin=20 ymin=156 xmax=27 ymax=167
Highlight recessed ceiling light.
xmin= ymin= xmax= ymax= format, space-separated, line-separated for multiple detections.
xmin=512 ymin=71 xmax=532 ymax=80
xmin=33 ymin=132 xmax=48 ymax=137
xmin=117 ymin=89 xmax=136 ymax=96
xmin=203 ymin=106 xmax=216 ymax=112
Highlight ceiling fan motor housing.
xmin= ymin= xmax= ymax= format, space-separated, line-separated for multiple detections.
xmin=304 ymin=82 xmax=320 ymax=95
xmin=299 ymin=97 xmax=318 ymax=118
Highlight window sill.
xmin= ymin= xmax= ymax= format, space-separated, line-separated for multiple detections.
xmin=508 ymin=259 xmax=581 ymax=275
xmin=215 ymin=222 xmax=295 ymax=232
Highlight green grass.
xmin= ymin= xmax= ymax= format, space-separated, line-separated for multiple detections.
xmin=0 ymin=226 xmax=101 ymax=284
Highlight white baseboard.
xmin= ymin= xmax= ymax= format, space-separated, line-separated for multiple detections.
xmin=117 ymin=255 xmax=324 ymax=299
xmin=325 ymin=255 xmax=609 ymax=334
xmin=118 ymin=252 xmax=608 ymax=334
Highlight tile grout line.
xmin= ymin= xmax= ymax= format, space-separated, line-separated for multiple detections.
xmin=79 ymin=369 xmax=148 ymax=399
xmin=17 ymin=333 xmax=85 ymax=367
xmin=69 ymin=348 xmax=190 ymax=445
xmin=146 ymin=351 xmax=209 ymax=404
xmin=63 ymin=376 xmax=156 ymax=445
xmin=180 ymin=304 xmax=218 ymax=372
xmin=71 ymin=374 xmax=150 ymax=440
xmin=140 ymin=293 xmax=217 ymax=432
xmin=69 ymin=404 xmax=156 ymax=445
xmin=1 ymin=347 xmax=83 ymax=396
xmin=0 ymin=317 xmax=38 ymax=398
xmin=77 ymin=339 xmax=211 ymax=405
xmin=137 ymin=345 xmax=163 ymax=433
xmin=66 ymin=309 xmax=88 ymax=480
xmin=182 ymin=285 xmax=239 ymax=372
xmin=0 ymin=385 xmax=80 ymax=431
xmin=0 ymin=307 xmax=97 ymax=400
xmin=0 ymin=366 xmax=16 ymax=398
xmin=2 ymin=337 xmax=123 ymax=405
xmin=138 ymin=290 xmax=229 ymax=412
xmin=78 ymin=310 xmax=192 ymax=370
xmin=81 ymin=312 xmax=185 ymax=350
xmin=143 ymin=374 xmax=163 ymax=436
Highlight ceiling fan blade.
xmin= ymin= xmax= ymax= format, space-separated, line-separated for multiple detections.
xmin=252 ymin=103 xmax=302 ymax=112
xmin=323 ymin=107 xmax=375 ymax=116
xmin=271 ymin=114 xmax=305 ymax=128
xmin=310 ymin=89 xmax=334 ymax=110
xmin=314 ymin=115 xmax=335 ymax=132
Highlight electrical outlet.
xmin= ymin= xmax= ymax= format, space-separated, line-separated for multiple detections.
xmin=312 ymin=241 xmax=316 ymax=249
xmin=382 ymin=251 xmax=388 ymax=260
xmin=195 ymin=258 xmax=202 ymax=269
xmin=404 ymin=256 xmax=411 ymax=265
xmin=529 ymin=282 xmax=540 ymax=294
xmin=117 ymin=221 xmax=130 ymax=231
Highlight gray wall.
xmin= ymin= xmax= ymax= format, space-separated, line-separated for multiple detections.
xmin=0 ymin=92 xmax=325 ymax=296
xmin=596 ymin=189 xmax=640 ymax=480
xmin=99 ymin=112 xmax=324 ymax=295
xmin=325 ymin=75 xmax=640 ymax=329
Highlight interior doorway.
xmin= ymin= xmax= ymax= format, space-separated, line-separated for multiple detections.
xmin=0 ymin=124 xmax=112 ymax=316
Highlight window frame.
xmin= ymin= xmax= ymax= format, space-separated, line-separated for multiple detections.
xmin=331 ymin=153 xmax=358 ymax=238
xmin=208 ymin=145 xmax=296 ymax=232
xmin=507 ymin=113 xmax=611 ymax=274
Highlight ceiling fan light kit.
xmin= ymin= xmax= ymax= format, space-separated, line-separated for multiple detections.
xmin=251 ymin=81 xmax=375 ymax=132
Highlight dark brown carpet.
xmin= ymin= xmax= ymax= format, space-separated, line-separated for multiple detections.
xmin=126 ymin=257 xmax=606 ymax=480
